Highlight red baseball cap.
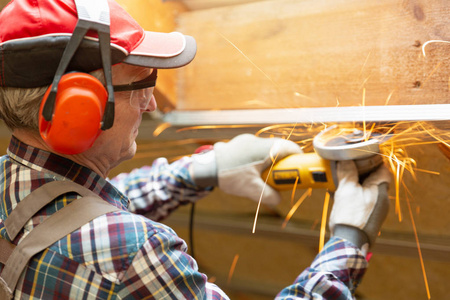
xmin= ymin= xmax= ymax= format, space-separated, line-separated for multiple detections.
xmin=0 ymin=0 xmax=197 ymax=88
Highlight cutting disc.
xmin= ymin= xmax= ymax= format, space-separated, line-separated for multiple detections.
xmin=313 ymin=125 xmax=390 ymax=161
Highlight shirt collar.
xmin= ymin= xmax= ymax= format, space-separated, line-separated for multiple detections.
xmin=7 ymin=135 xmax=129 ymax=210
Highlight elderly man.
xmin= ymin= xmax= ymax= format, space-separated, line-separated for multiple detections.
xmin=0 ymin=0 xmax=391 ymax=299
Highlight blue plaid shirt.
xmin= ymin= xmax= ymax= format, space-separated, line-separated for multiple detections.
xmin=0 ymin=136 xmax=368 ymax=299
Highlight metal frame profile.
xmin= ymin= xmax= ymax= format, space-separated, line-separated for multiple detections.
xmin=163 ymin=104 xmax=450 ymax=126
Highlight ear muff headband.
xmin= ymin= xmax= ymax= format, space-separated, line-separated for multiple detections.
xmin=39 ymin=0 xmax=115 ymax=155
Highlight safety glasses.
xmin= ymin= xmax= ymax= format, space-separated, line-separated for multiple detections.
xmin=113 ymin=69 xmax=157 ymax=110
xmin=113 ymin=69 xmax=157 ymax=92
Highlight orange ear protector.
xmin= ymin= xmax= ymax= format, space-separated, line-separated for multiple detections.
xmin=39 ymin=73 xmax=108 ymax=155
xmin=39 ymin=0 xmax=115 ymax=155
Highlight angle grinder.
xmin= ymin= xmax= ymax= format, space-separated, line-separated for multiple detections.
xmin=262 ymin=125 xmax=390 ymax=192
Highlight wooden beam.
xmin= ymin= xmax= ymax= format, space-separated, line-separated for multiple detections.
xmin=176 ymin=0 xmax=450 ymax=110
xmin=177 ymin=0 xmax=263 ymax=10
xmin=0 ymin=0 xmax=8 ymax=10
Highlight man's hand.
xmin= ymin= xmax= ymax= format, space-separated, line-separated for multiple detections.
xmin=329 ymin=160 xmax=391 ymax=250
xmin=191 ymin=134 xmax=302 ymax=206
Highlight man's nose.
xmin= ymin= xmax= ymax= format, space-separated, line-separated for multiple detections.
xmin=144 ymin=94 xmax=156 ymax=112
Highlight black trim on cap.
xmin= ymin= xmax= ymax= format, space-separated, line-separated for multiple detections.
xmin=0 ymin=36 xmax=126 ymax=88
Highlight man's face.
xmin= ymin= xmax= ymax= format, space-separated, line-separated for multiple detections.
xmin=87 ymin=63 xmax=156 ymax=169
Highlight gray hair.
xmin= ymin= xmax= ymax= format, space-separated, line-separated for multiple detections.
xmin=0 ymin=70 xmax=105 ymax=131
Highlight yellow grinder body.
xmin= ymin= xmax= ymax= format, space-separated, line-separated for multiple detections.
xmin=262 ymin=125 xmax=389 ymax=193
xmin=262 ymin=152 xmax=338 ymax=192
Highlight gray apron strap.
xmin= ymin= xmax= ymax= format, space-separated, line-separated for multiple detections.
xmin=0 ymin=182 xmax=120 ymax=299
xmin=5 ymin=180 xmax=99 ymax=241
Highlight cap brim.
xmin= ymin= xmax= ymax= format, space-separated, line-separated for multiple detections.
xmin=123 ymin=31 xmax=197 ymax=69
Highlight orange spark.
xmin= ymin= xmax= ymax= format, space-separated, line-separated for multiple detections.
xmin=384 ymin=147 xmax=414 ymax=222
xmin=290 ymin=177 xmax=300 ymax=207
xmin=399 ymin=141 xmax=442 ymax=148
xmin=311 ymin=219 xmax=320 ymax=231
xmin=413 ymin=168 xmax=440 ymax=176
xmin=217 ymin=31 xmax=279 ymax=88
xmin=336 ymin=96 xmax=340 ymax=107
xmin=282 ymin=188 xmax=312 ymax=229
xmin=405 ymin=191 xmax=431 ymax=299
xmin=319 ymin=192 xmax=331 ymax=252
xmin=227 ymin=254 xmax=240 ymax=286
xmin=208 ymin=276 xmax=217 ymax=283
xmin=262 ymin=125 xmax=315 ymax=141
xmin=418 ymin=123 xmax=450 ymax=148
xmin=365 ymin=123 xmax=376 ymax=142
xmin=359 ymin=76 xmax=371 ymax=91
xmin=395 ymin=161 xmax=403 ymax=222
xmin=176 ymin=124 xmax=262 ymax=132
xmin=359 ymin=51 xmax=372 ymax=77
xmin=422 ymin=62 xmax=442 ymax=88
xmin=153 ymin=122 xmax=172 ymax=137
xmin=252 ymin=162 xmax=273 ymax=234
xmin=216 ymin=30 xmax=316 ymax=102
xmin=384 ymin=89 xmax=396 ymax=105
xmin=253 ymin=125 xmax=297 ymax=233
xmin=362 ymin=88 xmax=366 ymax=138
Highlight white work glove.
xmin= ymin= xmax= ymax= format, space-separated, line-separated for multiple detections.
xmin=329 ymin=160 xmax=391 ymax=250
xmin=191 ymin=134 xmax=302 ymax=206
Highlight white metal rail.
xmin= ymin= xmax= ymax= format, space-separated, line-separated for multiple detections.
xmin=163 ymin=104 xmax=450 ymax=126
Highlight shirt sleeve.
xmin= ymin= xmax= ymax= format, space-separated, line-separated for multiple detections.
xmin=109 ymin=156 xmax=211 ymax=220
xmin=117 ymin=219 xmax=229 ymax=300
xmin=275 ymin=237 xmax=368 ymax=300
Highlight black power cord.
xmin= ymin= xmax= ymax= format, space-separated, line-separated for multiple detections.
xmin=189 ymin=202 xmax=196 ymax=259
